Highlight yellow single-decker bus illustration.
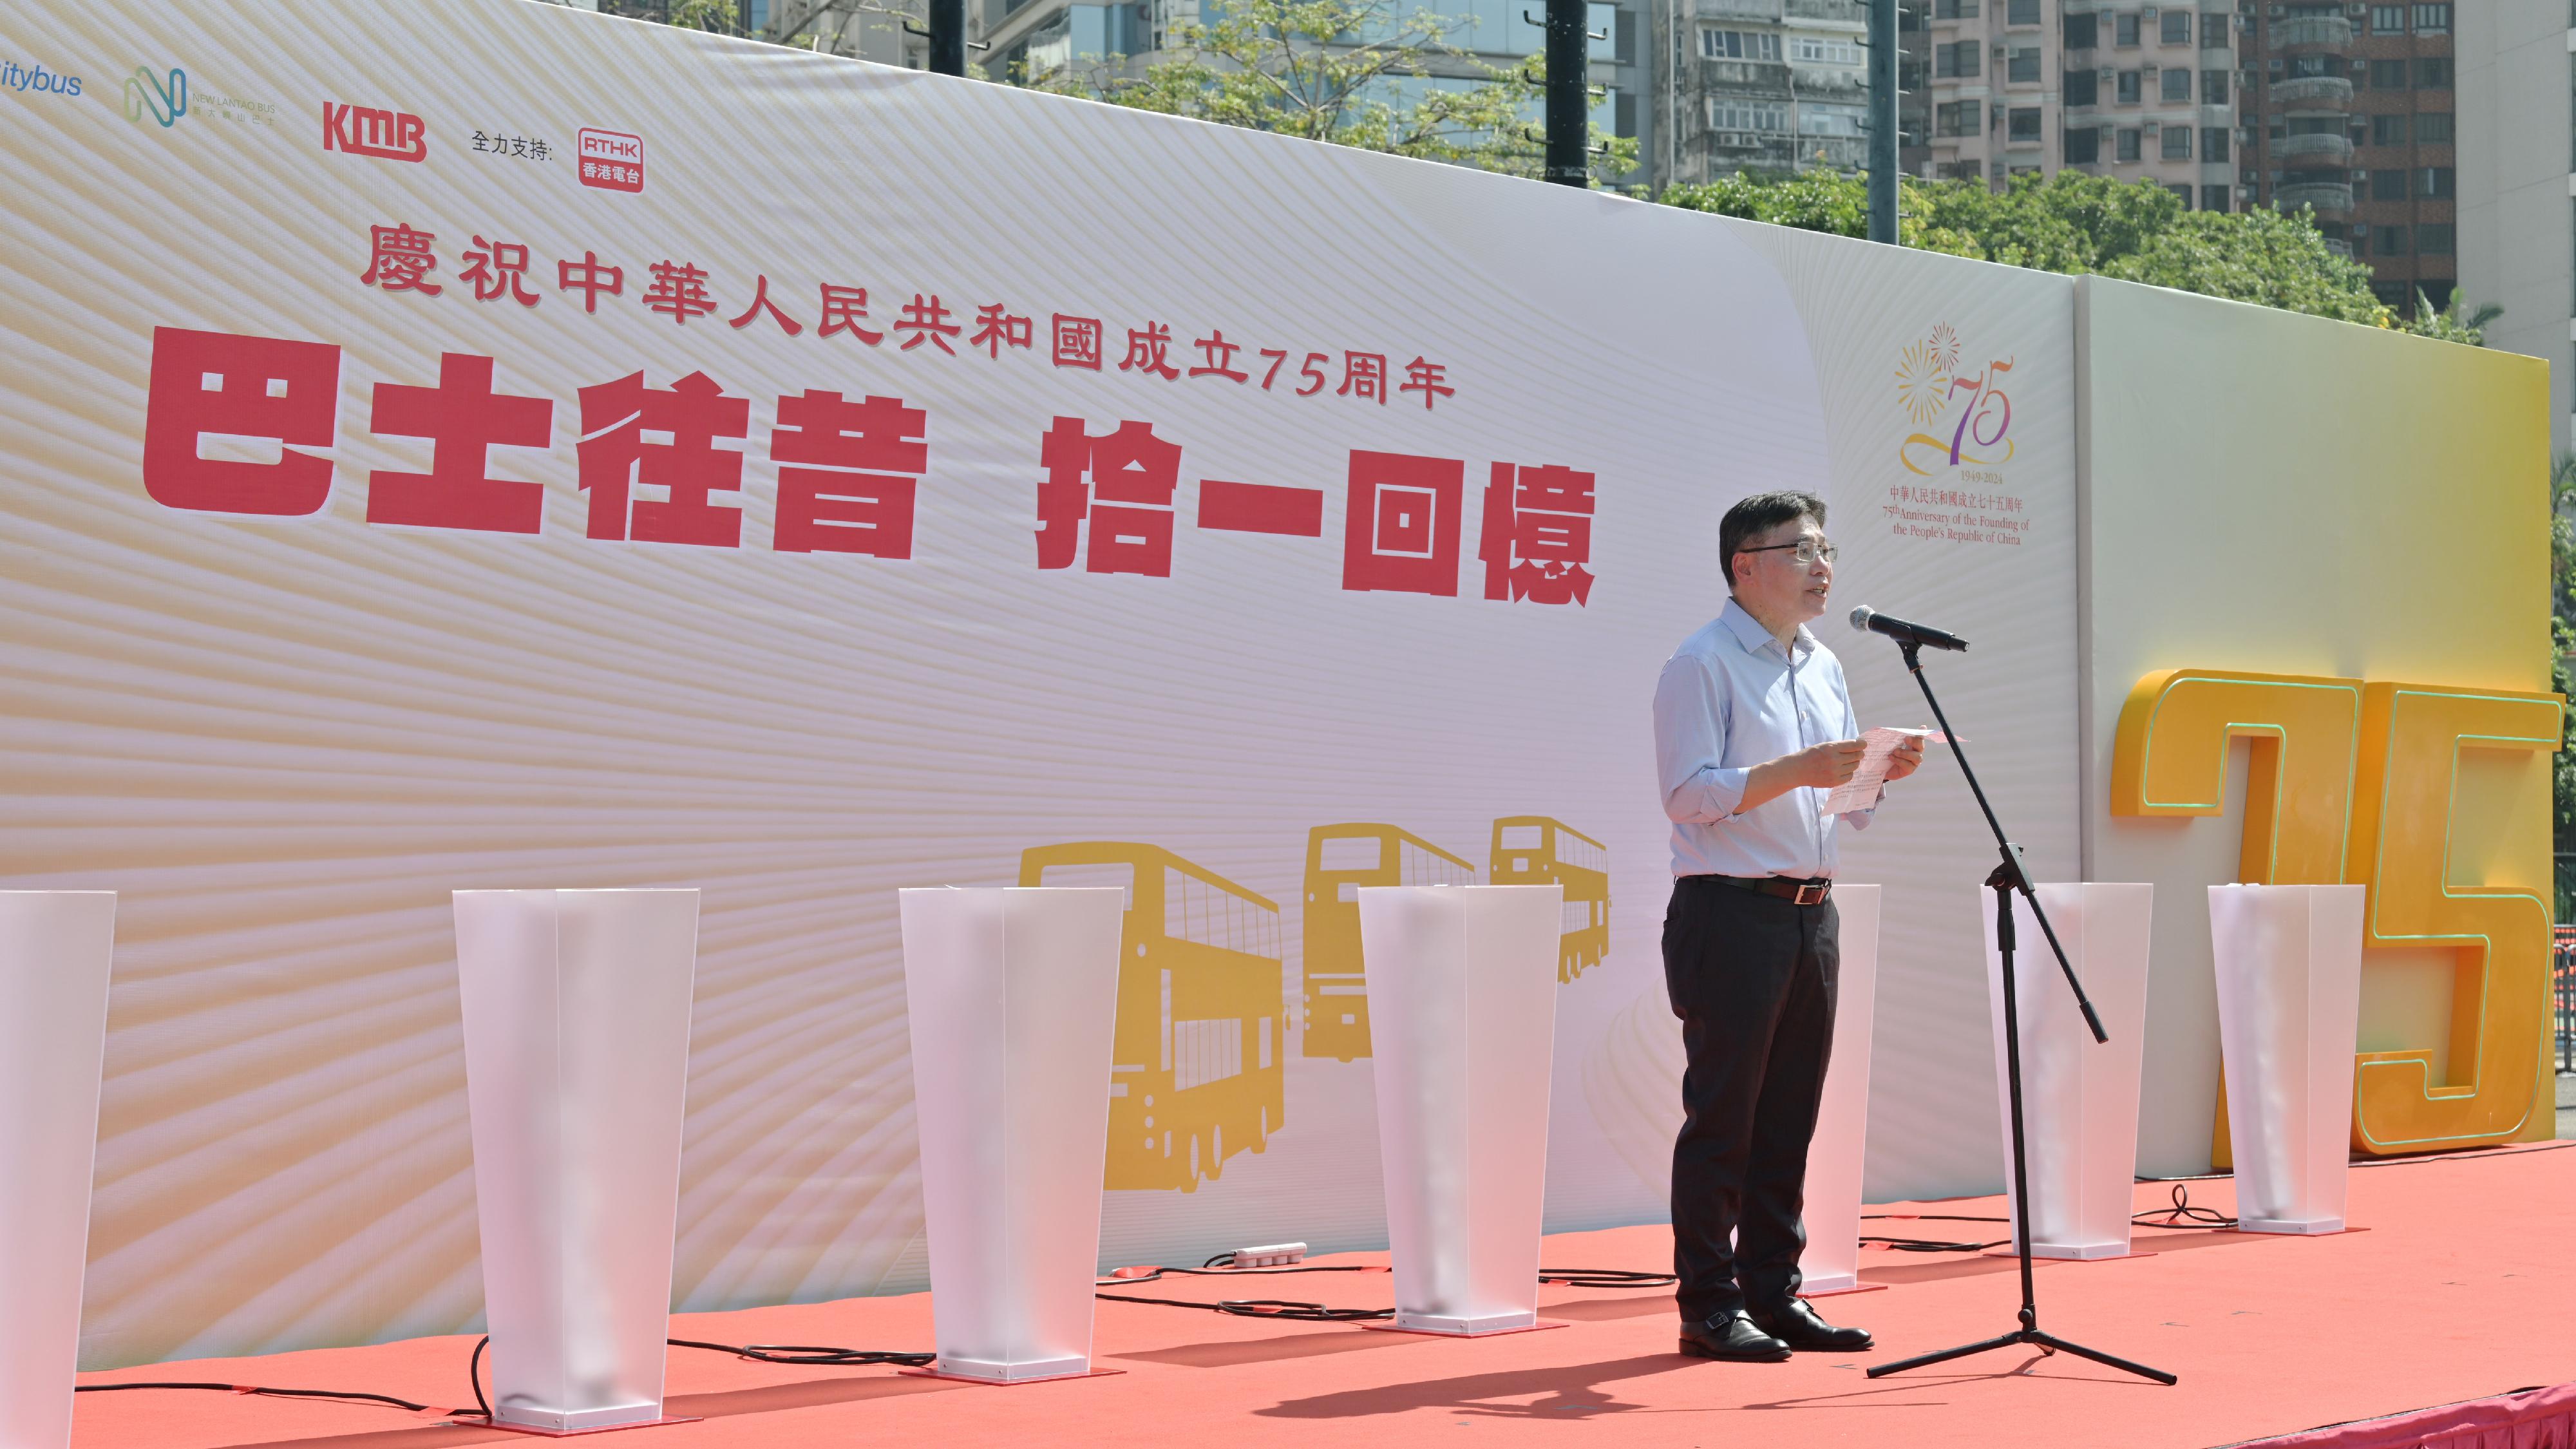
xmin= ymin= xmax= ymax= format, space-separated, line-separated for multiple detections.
xmin=1300 ymin=823 xmax=1477 ymax=1062
xmin=1492 ymin=815 xmax=1610 ymax=983
xmin=1019 ymin=842 xmax=1286 ymax=1192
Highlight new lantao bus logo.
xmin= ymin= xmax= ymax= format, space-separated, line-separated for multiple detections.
xmin=1893 ymin=321 xmax=2016 ymax=475
xmin=323 ymin=100 xmax=426 ymax=162
xmin=124 ymin=65 xmax=185 ymax=128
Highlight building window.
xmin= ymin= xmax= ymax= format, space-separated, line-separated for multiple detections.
xmin=2065 ymin=12 xmax=2098 ymax=48
xmin=2201 ymin=126 xmax=2230 ymax=161
xmin=1700 ymin=28 xmax=1780 ymax=61
xmin=2414 ymin=111 xmax=2452 ymax=144
xmin=1791 ymin=35 xmax=1862 ymax=66
xmin=2412 ymin=3 xmax=2449 ymax=33
xmin=1933 ymin=0 xmax=1979 ymax=17
xmin=2371 ymin=113 xmax=2409 ymax=146
xmin=2419 ymin=166 xmax=2455 ymax=198
xmin=2009 ymin=48 xmax=2042 ymax=83
xmin=2202 ymin=69 xmax=2228 ymax=103
xmin=2009 ymin=106 xmax=2043 ymax=142
xmin=1937 ymin=40 xmax=1982 ymax=78
xmin=2415 ymin=57 xmax=2452 ymax=90
xmin=2008 ymin=0 xmax=2041 ymax=24
xmin=1709 ymin=100 xmax=1790 ymax=131
xmin=2116 ymin=12 xmax=2141 ymax=46
xmin=2161 ymin=125 xmax=2192 ymax=158
xmin=2369 ymin=3 xmax=2406 ymax=32
xmin=2376 ymin=225 xmax=2409 ymax=256
xmin=1803 ymin=103 xmax=1867 ymax=138
xmin=2201 ymin=184 xmax=2231 ymax=212
xmin=1940 ymin=159 xmax=1985 ymax=180
xmin=2170 ymin=182 xmax=2194 ymax=206
xmin=2067 ymin=127 xmax=2101 ymax=163
xmin=2416 ymin=222 xmax=2454 ymax=254
xmin=2160 ymin=67 xmax=2192 ymax=102
xmin=2117 ymin=128 xmax=2143 ymax=161
xmin=2067 ymin=70 xmax=2099 ymax=106
xmin=2369 ymin=59 xmax=2407 ymax=89
xmin=2160 ymin=10 xmax=2190 ymax=45
xmin=2117 ymin=69 xmax=2142 ymax=102
xmin=2371 ymin=168 xmax=2409 ymax=200
xmin=1935 ymin=99 xmax=1983 ymax=136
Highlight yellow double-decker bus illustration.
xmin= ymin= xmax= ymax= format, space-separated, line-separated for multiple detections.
xmin=1019 ymin=842 xmax=1285 ymax=1193
xmin=1300 ymin=823 xmax=1479 ymax=1062
xmin=1491 ymin=816 xmax=1610 ymax=982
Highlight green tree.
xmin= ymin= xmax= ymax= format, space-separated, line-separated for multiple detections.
xmin=1662 ymin=169 xmax=2501 ymax=339
xmin=1033 ymin=0 xmax=1636 ymax=185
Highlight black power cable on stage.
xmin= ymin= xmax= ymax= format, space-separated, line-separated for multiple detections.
xmin=667 ymin=1337 xmax=934 ymax=1368
xmin=2131 ymin=1182 xmax=2237 ymax=1230
xmin=1095 ymin=1262 xmax=1678 ymax=1321
xmin=74 ymin=1381 xmax=442 ymax=1414
xmin=1537 ymin=1267 xmax=1678 ymax=1289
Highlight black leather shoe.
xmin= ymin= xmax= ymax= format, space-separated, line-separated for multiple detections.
xmin=1748 ymin=1298 xmax=1873 ymax=1352
xmin=1678 ymin=1311 xmax=1793 ymax=1363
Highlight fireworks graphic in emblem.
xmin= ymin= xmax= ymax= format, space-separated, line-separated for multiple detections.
xmin=1895 ymin=335 xmax=1951 ymax=425
xmin=1927 ymin=321 xmax=1960 ymax=374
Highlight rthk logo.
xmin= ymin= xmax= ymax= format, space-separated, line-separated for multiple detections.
xmin=577 ymin=128 xmax=643 ymax=193
xmin=323 ymin=101 xmax=426 ymax=162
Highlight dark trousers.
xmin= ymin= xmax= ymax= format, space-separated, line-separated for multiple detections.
xmin=1662 ymin=875 xmax=1840 ymax=1324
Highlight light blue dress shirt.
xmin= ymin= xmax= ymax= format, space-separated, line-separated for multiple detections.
xmin=1653 ymin=598 xmax=1874 ymax=879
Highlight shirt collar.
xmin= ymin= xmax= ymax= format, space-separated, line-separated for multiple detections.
xmin=1719 ymin=598 xmax=1813 ymax=663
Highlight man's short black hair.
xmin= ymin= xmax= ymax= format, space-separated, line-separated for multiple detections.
xmin=1719 ymin=491 xmax=1828 ymax=587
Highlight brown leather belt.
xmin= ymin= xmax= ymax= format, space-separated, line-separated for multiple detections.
xmin=1697 ymin=874 xmax=1832 ymax=906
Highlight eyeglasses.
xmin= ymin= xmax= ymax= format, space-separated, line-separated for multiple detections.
xmin=1739 ymin=538 xmax=1839 ymax=566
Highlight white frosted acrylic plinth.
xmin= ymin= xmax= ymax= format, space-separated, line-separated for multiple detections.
xmin=454 ymin=889 xmax=700 ymax=1434
xmin=1358 ymin=885 xmax=1562 ymax=1334
xmin=1795 ymin=884 xmax=1880 ymax=1295
xmin=900 ymin=887 xmax=1124 ymax=1382
xmin=2210 ymin=884 xmax=2365 ymax=1235
xmin=0 ymin=893 xmax=116 ymax=1449
xmin=1982 ymin=883 xmax=2153 ymax=1260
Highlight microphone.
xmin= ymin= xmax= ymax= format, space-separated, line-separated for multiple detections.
xmin=1850 ymin=605 xmax=1970 ymax=653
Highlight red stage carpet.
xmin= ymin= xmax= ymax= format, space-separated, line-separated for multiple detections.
xmin=70 ymin=1143 xmax=2576 ymax=1449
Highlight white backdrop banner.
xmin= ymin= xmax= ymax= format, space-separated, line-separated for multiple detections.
xmin=1 ymin=0 xmax=2076 ymax=1367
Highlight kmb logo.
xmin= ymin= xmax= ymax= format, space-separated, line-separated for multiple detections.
xmin=577 ymin=127 xmax=643 ymax=193
xmin=323 ymin=101 xmax=426 ymax=162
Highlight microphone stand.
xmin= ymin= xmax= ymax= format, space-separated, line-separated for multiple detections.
xmin=1863 ymin=638 xmax=2175 ymax=1387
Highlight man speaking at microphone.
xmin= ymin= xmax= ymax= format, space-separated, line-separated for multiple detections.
xmin=1651 ymin=490 xmax=1922 ymax=1363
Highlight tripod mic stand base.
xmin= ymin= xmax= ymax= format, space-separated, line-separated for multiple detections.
xmin=1866 ymin=1327 xmax=2177 ymax=1385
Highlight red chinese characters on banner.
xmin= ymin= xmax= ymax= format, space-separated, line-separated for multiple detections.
xmin=1037 ymin=417 xmax=1182 ymax=576
xmin=1342 ymin=450 xmax=1463 ymax=596
xmin=771 ymin=391 xmax=929 ymax=558
xmin=143 ymin=327 xmax=343 ymax=515
xmin=1477 ymin=462 xmax=1595 ymax=605
xmin=368 ymin=352 xmax=555 ymax=533
xmin=574 ymin=372 xmax=750 ymax=546
xmin=459 ymin=236 xmax=540 ymax=307
xmin=360 ymin=223 xmax=441 ymax=295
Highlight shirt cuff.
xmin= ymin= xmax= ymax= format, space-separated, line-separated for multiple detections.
xmin=1698 ymin=765 xmax=1750 ymax=820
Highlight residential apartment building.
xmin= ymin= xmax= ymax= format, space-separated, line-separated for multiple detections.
xmin=1657 ymin=0 xmax=1873 ymax=184
xmin=2054 ymin=4 xmax=2241 ymax=209
xmin=1900 ymin=0 xmax=2061 ymax=189
xmin=2456 ymin=2 xmax=2573 ymax=445
xmin=2242 ymin=1 xmax=2456 ymax=310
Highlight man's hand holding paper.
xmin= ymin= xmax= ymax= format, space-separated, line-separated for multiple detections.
xmin=1821 ymin=727 xmax=1945 ymax=816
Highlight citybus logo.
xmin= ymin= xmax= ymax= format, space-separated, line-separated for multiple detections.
xmin=124 ymin=65 xmax=185 ymax=126
xmin=4 ymin=59 xmax=83 ymax=99
xmin=323 ymin=101 xmax=426 ymax=162
xmin=576 ymin=128 xmax=643 ymax=192
xmin=1893 ymin=321 xmax=2016 ymax=475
